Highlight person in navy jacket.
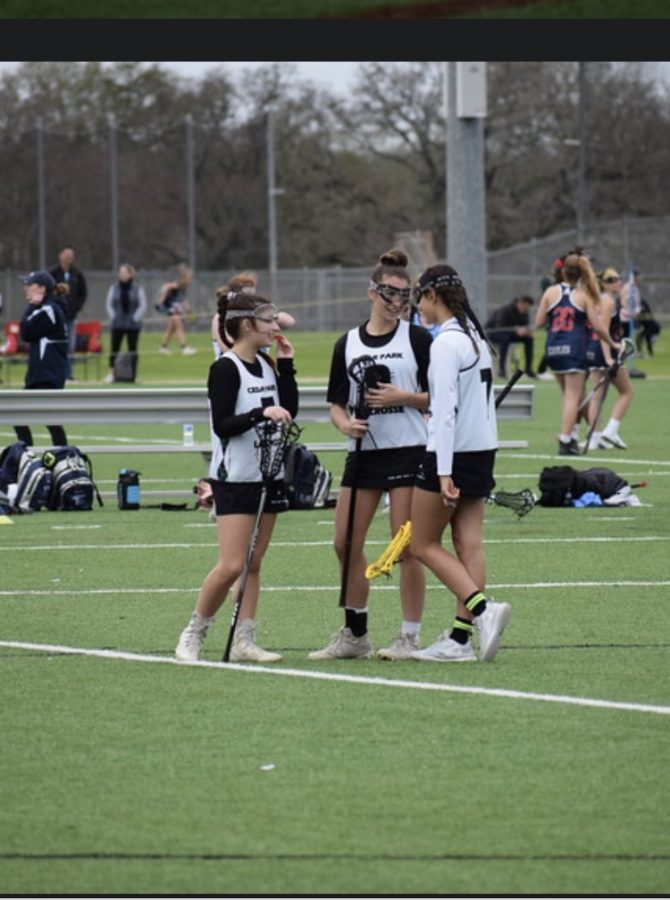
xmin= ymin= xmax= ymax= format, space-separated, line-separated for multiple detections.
xmin=14 ymin=270 xmax=69 ymax=447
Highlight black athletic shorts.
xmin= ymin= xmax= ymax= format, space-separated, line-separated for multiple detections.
xmin=210 ymin=479 xmax=288 ymax=516
xmin=341 ymin=446 xmax=425 ymax=490
xmin=415 ymin=450 xmax=496 ymax=498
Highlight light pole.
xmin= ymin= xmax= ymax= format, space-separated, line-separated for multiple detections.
xmin=108 ymin=114 xmax=119 ymax=273
xmin=36 ymin=117 xmax=46 ymax=269
xmin=576 ymin=62 xmax=588 ymax=244
xmin=185 ymin=114 xmax=196 ymax=274
xmin=266 ymin=106 xmax=284 ymax=300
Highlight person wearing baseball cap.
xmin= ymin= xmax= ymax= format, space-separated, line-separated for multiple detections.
xmin=13 ymin=270 xmax=70 ymax=447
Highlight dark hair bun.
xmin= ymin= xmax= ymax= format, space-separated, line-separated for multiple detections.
xmin=379 ymin=248 xmax=408 ymax=269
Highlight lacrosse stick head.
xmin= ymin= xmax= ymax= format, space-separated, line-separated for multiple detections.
xmin=489 ymin=488 xmax=536 ymax=519
xmin=254 ymin=420 xmax=302 ymax=484
xmin=347 ymin=355 xmax=391 ymax=419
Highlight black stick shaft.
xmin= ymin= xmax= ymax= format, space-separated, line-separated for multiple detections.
xmin=338 ymin=436 xmax=361 ymax=608
xmin=222 ymin=485 xmax=267 ymax=662
xmin=495 ymin=368 xmax=523 ymax=409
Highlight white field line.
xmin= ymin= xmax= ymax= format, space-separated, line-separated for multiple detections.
xmin=1 ymin=639 xmax=668 ymax=718
xmin=1 ymin=580 xmax=669 ymax=598
xmin=499 ymin=452 xmax=670 ymax=467
xmin=2 ymin=536 xmax=669 ymax=553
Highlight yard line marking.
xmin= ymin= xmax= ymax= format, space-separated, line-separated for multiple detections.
xmin=502 ymin=452 xmax=670 ymax=467
xmin=1 ymin=639 xmax=668 ymax=717
xmin=1 ymin=580 xmax=669 ymax=598
xmin=2 ymin=536 xmax=668 ymax=553
xmin=50 ymin=525 xmax=103 ymax=531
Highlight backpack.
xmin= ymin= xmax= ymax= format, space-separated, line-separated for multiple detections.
xmin=538 ymin=465 xmax=628 ymax=507
xmin=0 ymin=441 xmax=53 ymax=514
xmin=44 ymin=446 xmax=103 ymax=511
xmin=113 ymin=352 xmax=135 ymax=383
xmin=283 ymin=443 xmax=333 ymax=510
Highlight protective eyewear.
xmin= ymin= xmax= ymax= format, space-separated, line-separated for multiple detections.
xmin=370 ymin=281 xmax=411 ymax=306
xmin=226 ymin=303 xmax=280 ymax=323
xmin=603 ymin=277 xmax=621 ymax=284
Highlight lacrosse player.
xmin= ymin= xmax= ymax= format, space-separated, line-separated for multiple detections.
xmin=583 ymin=268 xmax=633 ymax=451
xmin=309 ymin=249 xmax=433 ymax=661
xmin=535 ymin=251 xmax=619 ymax=456
xmin=175 ymin=291 xmax=298 ymax=664
xmin=409 ymin=264 xmax=510 ymax=664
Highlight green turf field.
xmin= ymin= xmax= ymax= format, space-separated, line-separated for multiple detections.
xmin=0 ymin=0 xmax=668 ymax=16
xmin=1 ymin=335 xmax=669 ymax=895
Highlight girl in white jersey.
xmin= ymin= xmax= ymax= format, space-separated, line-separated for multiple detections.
xmin=176 ymin=291 xmax=298 ymax=664
xmin=409 ymin=265 xmax=511 ymax=664
xmin=309 ymin=249 xmax=433 ymax=661
xmin=208 ymin=271 xmax=295 ymax=481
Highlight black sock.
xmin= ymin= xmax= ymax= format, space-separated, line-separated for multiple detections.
xmin=464 ymin=590 xmax=487 ymax=618
xmin=345 ymin=607 xmax=368 ymax=637
xmin=450 ymin=617 xmax=474 ymax=645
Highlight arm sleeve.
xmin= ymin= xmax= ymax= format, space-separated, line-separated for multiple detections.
xmin=430 ymin=335 xmax=465 ymax=477
xmin=408 ymin=325 xmax=433 ymax=391
xmin=275 ymin=356 xmax=299 ymax=418
xmin=134 ymin=286 xmax=147 ymax=323
xmin=208 ymin=358 xmax=265 ymax=439
xmin=105 ymin=287 xmax=115 ymax=321
xmin=326 ymin=334 xmax=349 ymax=407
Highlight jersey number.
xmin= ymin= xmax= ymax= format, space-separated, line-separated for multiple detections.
xmin=480 ymin=368 xmax=493 ymax=411
xmin=551 ymin=306 xmax=575 ymax=332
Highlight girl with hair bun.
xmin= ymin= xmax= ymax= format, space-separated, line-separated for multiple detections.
xmin=535 ymin=250 xmax=620 ymax=455
xmin=175 ymin=291 xmax=298 ymax=664
xmin=309 ymin=248 xmax=432 ymax=662
xmin=409 ymin=264 xmax=510 ymax=664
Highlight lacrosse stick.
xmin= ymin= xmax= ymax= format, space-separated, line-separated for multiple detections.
xmin=337 ymin=354 xmax=388 ymax=608
xmin=495 ymin=368 xmax=524 ymax=410
xmin=487 ymin=488 xmax=536 ymax=518
xmin=222 ymin=420 xmax=301 ymax=661
xmin=366 ymin=520 xmax=412 ymax=580
xmin=582 ymin=337 xmax=635 ymax=455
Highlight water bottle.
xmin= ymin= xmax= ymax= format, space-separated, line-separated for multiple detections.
xmin=183 ymin=423 xmax=194 ymax=447
xmin=117 ymin=468 xmax=141 ymax=510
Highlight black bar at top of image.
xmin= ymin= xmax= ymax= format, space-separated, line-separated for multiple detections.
xmin=1 ymin=18 xmax=669 ymax=63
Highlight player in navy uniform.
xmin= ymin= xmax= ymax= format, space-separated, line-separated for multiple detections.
xmin=309 ymin=249 xmax=433 ymax=661
xmin=535 ymin=251 xmax=619 ymax=455
xmin=408 ymin=264 xmax=510 ymax=663
xmin=175 ymin=291 xmax=298 ymax=663
xmin=584 ymin=267 xmax=633 ymax=451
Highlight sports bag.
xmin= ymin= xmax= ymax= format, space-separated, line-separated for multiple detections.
xmin=538 ymin=465 xmax=629 ymax=507
xmin=283 ymin=442 xmax=333 ymax=510
xmin=45 ymin=446 xmax=103 ymax=511
xmin=0 ymin=441 xmax=53 ymax=513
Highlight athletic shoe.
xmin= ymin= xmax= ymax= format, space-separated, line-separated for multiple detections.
xmin=411 ymin=633 xmax=476 ymax=662
xmin=537 ymin=372 xmax=554 ymax=381
xmin=377 ymin=631 xmax=420 ymax=661
xmin=175 ymin=613 xmax=213 ymax=662
xmin=159 ymin=346 xmax=171 ymax=355
xmin=603 ymin=485 xmax=632 ymax=507
xmin=600 ymin=433 xmax=628 ymax=450
xmin=308 ymin=627 xmax=373 ymax=660
xmin=231 ymin=619 xmax=282 ymax=663
xmin=103 ymin=373 xmax=115 ymax=384
xmin=181 ymin=346 xmax=197 ymax=356
xmin=558 ymin=439 xmax=580 ymax=456
xmin=474 ymin=600 xmax=512 ymax=662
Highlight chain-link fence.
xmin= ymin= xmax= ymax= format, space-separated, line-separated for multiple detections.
xmin=2 ymin=216 xmax=669 ymax=333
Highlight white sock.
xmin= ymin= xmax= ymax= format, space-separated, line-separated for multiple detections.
xmin=559 ymin=434 xmax=572 ymax=443
xmin=192 ymin=611 xmax=214 ymax=629
xmin=571 ymin=426 xmax=580 ymax=441
xmin=603 ymin=418 xmax=620 ymax=437
xmin=402 ymin=621 xmax=421 ymax=636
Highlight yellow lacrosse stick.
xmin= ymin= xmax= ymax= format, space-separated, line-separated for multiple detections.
xmin=365 ymin=521 xmax=412 ymax=580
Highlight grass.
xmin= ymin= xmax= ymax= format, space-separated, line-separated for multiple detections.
xmin=0 ymin=0 xmax=668 ymax=16
xmin=1 ymin=336 xmax=669 ymax=894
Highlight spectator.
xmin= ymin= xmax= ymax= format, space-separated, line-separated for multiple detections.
xmin=156 ymin=263 xmax=197 ymax=356
xmin=14 ymin=270 xmax=69 ymax=448
xmin=50 ymin=245 xmax=87 ymax=381
xmin=486 ymin=295 xmax=537 ymax=379
xmin=103 ymin=263 xmax=147 ymax=383
xmin=632 ymin=271 xmax=661 ymax=357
